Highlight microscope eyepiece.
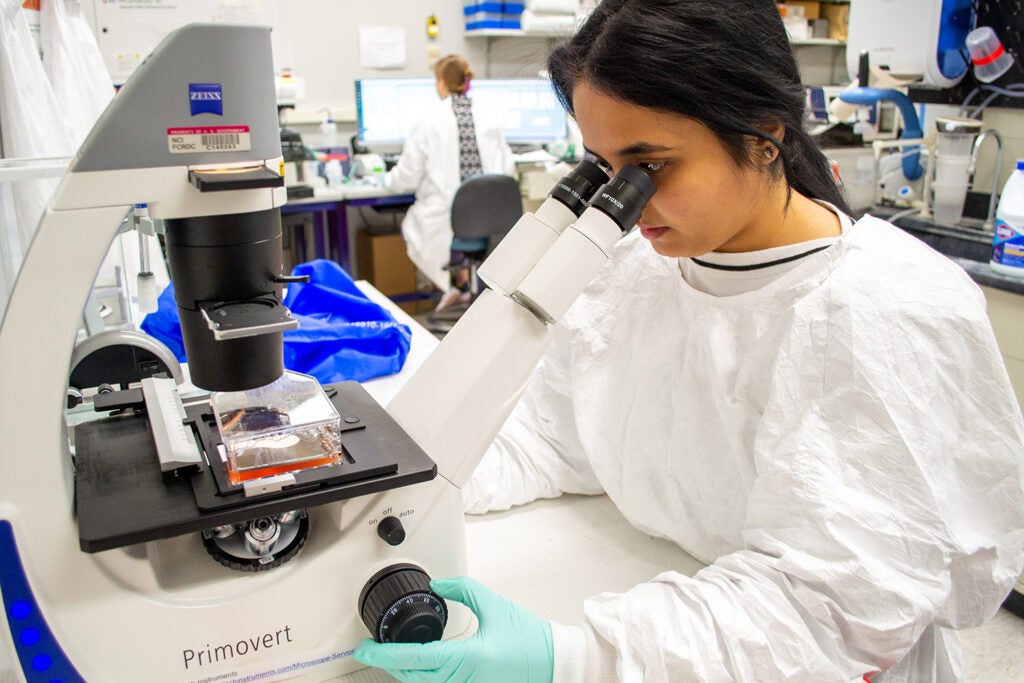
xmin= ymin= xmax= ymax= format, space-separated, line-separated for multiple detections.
xmin=587 ymin=165 xmax=657 ymax=233
xmin=547 ymin=159 xmax=611 ymax=217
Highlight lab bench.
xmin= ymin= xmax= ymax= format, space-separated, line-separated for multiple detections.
xmin=279 ymin=186 xmax=415 ymax=276
xmin=870 ymin=205 xmax=1024 ymax=296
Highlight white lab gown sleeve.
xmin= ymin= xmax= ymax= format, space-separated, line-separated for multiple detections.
xmin=462 ymin=323 xmax=604 ymax=514
xmin=385 ymin=118 xmax=430 ymax=195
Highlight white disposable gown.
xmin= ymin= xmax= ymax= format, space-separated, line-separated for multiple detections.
xmin=463 ymin=212 xmax=1024 ymax=682
xmin=385 ymin=95 xmax=515 ymax=292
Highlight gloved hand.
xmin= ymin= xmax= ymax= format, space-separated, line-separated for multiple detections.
xmin=354 ymin=576 xmax=554 ymax=683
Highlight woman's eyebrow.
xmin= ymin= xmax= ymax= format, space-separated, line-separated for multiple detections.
xmin=617 ymin=142 xmax=674 ymax=156
xmin=584 ymin=142 xmax=674 ymax=161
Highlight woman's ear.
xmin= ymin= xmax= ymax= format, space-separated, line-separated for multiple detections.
xmin=755 ymin=123 xmax=786 ymax=164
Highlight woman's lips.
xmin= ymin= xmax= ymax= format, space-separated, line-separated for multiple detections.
xmin=639 ymin=226 xmax=670 ymax=240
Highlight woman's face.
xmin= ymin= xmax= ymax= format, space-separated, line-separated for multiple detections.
xmin=572 ymin=81 xmax=780 ymax=257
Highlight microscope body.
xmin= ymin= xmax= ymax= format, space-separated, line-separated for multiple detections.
xmin=0 ymin=24 xmax=470 ymax=681
xmin=0 ymin=23 xmax=653 ymax=681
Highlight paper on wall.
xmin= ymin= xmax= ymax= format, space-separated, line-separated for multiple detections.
xmin=358 ymin=25 xmax=406 ymax=69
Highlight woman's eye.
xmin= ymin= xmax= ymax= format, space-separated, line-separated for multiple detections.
xmin=638 ymin=161 xmax=665 ymax=175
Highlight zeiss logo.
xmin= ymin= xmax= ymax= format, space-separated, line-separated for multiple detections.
xmin=189 ymin=83 xmax=223 ymax=116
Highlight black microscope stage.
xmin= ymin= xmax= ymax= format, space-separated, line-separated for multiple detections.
xmin=74 ymin=381 xmax=436 ymax=552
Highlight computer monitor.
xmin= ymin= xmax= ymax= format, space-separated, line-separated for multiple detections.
xmin=355 ymin=78 xmax=438 ymax=148
xmin=469 ymin=79 xmax=569 ymax=146
xmin=354 ymin=77 xmax=569 ymax=150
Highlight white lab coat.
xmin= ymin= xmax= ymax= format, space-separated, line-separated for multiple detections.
xmin=464 ymin=212 xmax=1024 ymax=682
xmin=385 ymin=95 xmax=515 ymax=292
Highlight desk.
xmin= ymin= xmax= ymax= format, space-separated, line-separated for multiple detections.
xmin=348 ymin=282 xmax=705 ymax=681
xmin=280 ymin=186 xmax=415 ymax=274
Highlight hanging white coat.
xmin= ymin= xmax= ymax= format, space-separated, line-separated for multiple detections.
xmin=385 ymin=95 xmax=515 ymax=292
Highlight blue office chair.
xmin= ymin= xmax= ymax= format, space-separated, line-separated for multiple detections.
xmin=450 ymin=173 xmax=522 ymax=293
xmin=429 ymin=174 xmax=523 ymax=328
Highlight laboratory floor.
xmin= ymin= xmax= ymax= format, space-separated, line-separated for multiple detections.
xmin=962 ymin=606 xmax=1024 ymax=681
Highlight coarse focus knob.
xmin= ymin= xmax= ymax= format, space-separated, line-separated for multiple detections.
xmin=377 ymin=516 xmax=406 ymax=546
xmin=359 ymin=563 xmax=447 ymax=643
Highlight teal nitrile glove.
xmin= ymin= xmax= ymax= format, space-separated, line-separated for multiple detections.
xmin=354 ymin=576 xmax=553 ymax=683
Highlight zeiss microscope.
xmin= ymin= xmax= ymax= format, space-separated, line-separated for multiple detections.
xmin=0 ymin=24 xmax=653 ymax=682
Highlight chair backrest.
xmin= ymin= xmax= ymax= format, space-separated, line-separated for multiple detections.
xmin=450 ymin=174 xmax=523 ymax=241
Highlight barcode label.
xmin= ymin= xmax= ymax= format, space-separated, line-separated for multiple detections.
xmin=167 ymin=125 xmax=252 ymax=153
xmin=201 ymin=133 xmax=240 ymax=147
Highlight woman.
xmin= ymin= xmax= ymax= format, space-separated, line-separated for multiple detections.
xmin=385 ymin=54 xmax=515 ymax=309
xmin=357 ymin=1 xmax=1024 ymax=680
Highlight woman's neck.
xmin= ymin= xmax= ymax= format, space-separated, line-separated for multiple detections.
xmin=737 ymin=183 xmax=841 ymax=252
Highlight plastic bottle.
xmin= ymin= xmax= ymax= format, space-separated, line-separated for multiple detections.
xmin=990 ymin=160 xmax=1024 ymax=277
xmin=319 ymin=110 xmax=338 ymax=148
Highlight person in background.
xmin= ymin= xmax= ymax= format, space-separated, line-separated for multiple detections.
xmin=356 ymin=1 xmax=1024 ymax=681
xmin=385 ymin=54 xmax=515 ymax=311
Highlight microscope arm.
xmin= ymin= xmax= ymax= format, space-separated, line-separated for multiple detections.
xmin=387 ymin=167 xmax=655 ymax=488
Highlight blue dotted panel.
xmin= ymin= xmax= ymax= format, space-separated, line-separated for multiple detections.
xmin=0 ymin=521 xmax=84 ymax=682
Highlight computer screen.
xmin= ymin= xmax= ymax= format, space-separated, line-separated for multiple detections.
xmin=355 ymin=77 xmax=568 ymax=148
xmin=469 ymin=79 xmax=569 ymax=144
xmin=355 ymin=78 xmax=439 ymax=147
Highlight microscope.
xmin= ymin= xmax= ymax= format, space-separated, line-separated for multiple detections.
xmin=0 ymin=24 xmax=653 ymax=682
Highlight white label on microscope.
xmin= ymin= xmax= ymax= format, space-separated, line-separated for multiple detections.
xmin=167 ymin=126 xmax=252 ymax=154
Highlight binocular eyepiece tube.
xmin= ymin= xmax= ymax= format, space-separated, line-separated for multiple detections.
xmin=512 ymin=165 xmax=657 ymax=325
xmin=477 ymin=160 xmax=610 ymax=295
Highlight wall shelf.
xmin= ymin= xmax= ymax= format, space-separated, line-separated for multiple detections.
xmin=790 ymin=38 xmax=846 ymax=46
xmin=466 ymin=31 xmax=845 ymax=46
xmin=464 ymin=28 xmax=571 ymax=39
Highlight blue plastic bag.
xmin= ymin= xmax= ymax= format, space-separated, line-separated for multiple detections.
xmin=141 ymin=260 xmax=412 ymax=384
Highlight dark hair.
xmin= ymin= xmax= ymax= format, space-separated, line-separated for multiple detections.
xmin=434 ymin=54 xmax=474 ymax=95
xmin=548 ymin=0 xmax=850 ymax=214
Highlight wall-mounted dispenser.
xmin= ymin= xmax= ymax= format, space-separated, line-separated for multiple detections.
xmin=846 ymin=0 xmax=976 ymax=88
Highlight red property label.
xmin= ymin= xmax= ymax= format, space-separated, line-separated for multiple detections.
xmin=167 ymin=125 xmax=252 ymax=154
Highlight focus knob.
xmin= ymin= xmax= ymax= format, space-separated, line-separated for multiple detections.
xmin=359 ymin=563 xmax=447 ymax=643
xmin=377 ymin=516 xmax=406 ymax=546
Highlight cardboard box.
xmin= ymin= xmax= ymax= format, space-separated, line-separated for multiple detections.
xmin=356 ymin=229 xmax=417 ymax=297
xmin=784 ymin=1 xmax=821 ymax=20
xmin=820 ymin=2 xmax=849 ymax=42
xmin=355 ymin=229 xmax=434 ymax=315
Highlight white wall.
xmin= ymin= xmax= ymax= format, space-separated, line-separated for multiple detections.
xmin=285 ymin=2 xmax=554 ymax=127
xmin=82 ymin=0 xmax=559 ymax=142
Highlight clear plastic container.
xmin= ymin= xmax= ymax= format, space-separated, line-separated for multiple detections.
xmin=932 ymin=117 xmax=982 ymax=224
xmin=966 ymin=26 xmax=1015 ymax=83
xmin=991 ymin=160 xmax=1024 ymax=278
xmin=934 ymin=182 xmax=971 ymax=225
xmin=211 ymin=370 xmax=343 ymax=484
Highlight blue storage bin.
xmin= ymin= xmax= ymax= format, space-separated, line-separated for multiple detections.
xmin=501 ymin=2 xmax=524 ymax=29
xmin=465 ymin=1 xmax=505 ymax=30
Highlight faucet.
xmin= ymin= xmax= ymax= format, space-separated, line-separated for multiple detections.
xmin=970 ymin=129 xmax=1004 ymax=231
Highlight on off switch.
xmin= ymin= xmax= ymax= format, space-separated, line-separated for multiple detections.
xmin=376 ymin=516 xmax=406 ymax=546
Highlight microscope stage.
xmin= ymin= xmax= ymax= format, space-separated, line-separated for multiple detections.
xmin=73 ymin=381 xmax=437 ymax=552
